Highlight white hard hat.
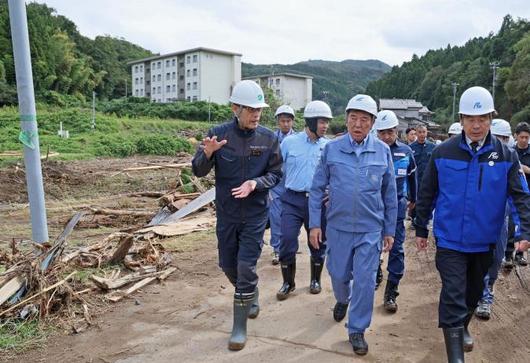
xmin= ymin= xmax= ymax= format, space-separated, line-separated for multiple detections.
xmin=491 ymin=118 xmax=512 ymax=137
xmin=345 ymin=94 xmax=378 ymax=117
xmin=458 ymin=86 xmax=495 ymax=116
xmin=229 ymin=80 xmax=269 ymax=108
xmin=448 ymin=122 xmax=463 ymax=135
xmin=374 ymin=110 xmax=399 ymax=130
xmin=303 ymin=100 xmax=332 ymax=119
xmin=275 ymin=105 xmax=295 ymax=118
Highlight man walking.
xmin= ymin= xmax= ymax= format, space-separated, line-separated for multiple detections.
xmin=309 ymin=94 xmax=397 ymax=355
xmin=192 ymin=80 xmax=282 ymax=350
xmin=410 ymin=124 xmax=435 ymax=222
xmin=415 ymin=86 xmax=530 ymax=362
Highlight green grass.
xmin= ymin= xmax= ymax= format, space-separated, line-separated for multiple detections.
xmin=0 ymin=320 xmax=49 ymax=353
xmin=0 ymin=105 xmax=213 ymax=161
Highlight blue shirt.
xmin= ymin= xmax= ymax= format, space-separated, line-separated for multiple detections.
xmin=390 ymin=140 xmax=417 ymax=201
xmin=270 ymin=128 xmax=295 ymax=198
xmin=309 ymin=133 xmax=398 ymax=236
xmin=281 ymin=131 xmax=329 ymax=192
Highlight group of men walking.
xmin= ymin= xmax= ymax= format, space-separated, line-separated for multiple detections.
xmin=192 ymin=80 xmax=530 ymax=362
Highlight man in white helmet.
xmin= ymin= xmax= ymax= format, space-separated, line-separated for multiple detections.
xmin=448 ymin=122 xmax=463 ymax=137
xmin=268 ymin=105 xmax=296 ymax=265
xmin=276 ymin=101 xmax=330 ymax=300
xmin=475 ymin=119 xmax=520 ymax=320
xmin=415 ymin=86 xmax=530 ymax=362
xmin=192 ymin=80 xmax=282 ymax=351
xmin=374 ymin=110 xmax=417 ymax=313
xmin=309 ymin=94 xmax=397 ymax=356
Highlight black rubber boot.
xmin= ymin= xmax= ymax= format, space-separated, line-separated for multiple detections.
xmin=443 ymin=327 xmax=465 ymax=363
xmin=349 ymin=333 xmax=368 ymax=356
xmin=383 ymin=280 xmax=399 ymax=313
xmin=277 ymin=261 xmax=296 ymax=301
xmin=333 ymin=302 xmax=348 ymax=322
xmin=248 ymin=287 xmax=259 ymax=319
xmin=309 ymin=257 xmax=324 ymax=294
xmin=375 ymin=259 xmax=383 ymax=290
xmin=228 ymin=293 xmax=253 ymax=351
xmin=463 ymin=314 xmax=473 ymax=352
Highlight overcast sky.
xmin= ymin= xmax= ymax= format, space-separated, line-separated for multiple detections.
xmin=36 ymin=0 xmax=530 ymax=66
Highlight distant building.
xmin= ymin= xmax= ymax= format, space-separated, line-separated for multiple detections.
xmin=128 ymin=47 xmax=242 ymax=104
xmin=379 ymin=98 xmax=440 ymax=136
xmin=242 ymin=73 xmax=312 ymax=111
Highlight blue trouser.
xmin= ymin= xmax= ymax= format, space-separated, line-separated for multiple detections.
xmin=268 ymin=193 xmax=282 ymax=252
xmin=387 ymin=197 xmax=407 ymax=285
xmin=279 ymin=189 xmax=327 ymax=264
xmin=481 ymin=206 xmax=510 ymax=304
xmin=435 ymin=246 xmax=493 ymax=328
xmin=216 ymin=215 xmax=267 ymax=294
xmin=326 ymin=227 xmax=381 ymax=334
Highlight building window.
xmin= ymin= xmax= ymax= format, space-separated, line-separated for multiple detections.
xmin=193 ymin=82 xmax=197 ymax=90
xmin=152 ymin=75 xmax=156 ymax=82
xmin=186 ymin=56 xmax=191 ymax=64
xmin=151 ymin=62 xmax=155 ymax=68
xmin=166 ymin=73 xmax=170 ymax=80
xmin=166 ymin=85 xmax=171 ymax=92
xmin=134 ymin=65 xmax=138 ymax=73
xmin=166 ymin=60 xmax=170 ymax=67
xmin=140 ymin=89 xmax=143 ymax=96
xmin=157 ymin=61 xmax=161 ymax=69
xmin=172 ymin=84 xmax=176 ymax=92
xmin=192 ymin=96 xmax=198 ymax=101
xmin=187 ymin=83 xmax=190 ymax=90
xmin=186 ymin=69 xmax=190 ymax=77
xmin=179 ymin=75 xmax=184 ymax=80
xmin=157 ymin=86 xmax=161 ymax=94
xmin=135 ymin=78 xmax=138 ymax=85
xmin=157 ymin=74 xmax=161 ymax=81
xmin=172 ymin=59 xmax=176 ymax=66
xmin=152 ymin=87 xmax=156 ymax=94
xmin=140 ymin=77 xmax=143 ymax=83
xmin=135 ymin=89 xmax=139 ymax=96
xmin=180 ymin=88 xmax=184 ymax=94
xmin=140 ymin=65 xmax=143 ymax=71
xmin=172 ymin=72 xmax=176 ymax=79
xmin=276 ymin=78 xmax=280 ymax=86
xmin=193 ymin=68 xmax=197 ymax=76
xmin=179 ymin=61 xmax=184 ymax=67
xmin=187 ymin=96 xmax=191 ymax=101
xmin=269 ymin=79 xmax=273 ymax=86
xmin=275 ymin=89 xmax=280 ymax=96
xmin=193 ymin=54 xmax=198 ymax=62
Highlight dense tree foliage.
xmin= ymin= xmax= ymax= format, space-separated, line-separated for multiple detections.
xmin=366 ymin=15 xmax=530 ymax=127
xmin=0 ymin=1 xmax=152 ymax=105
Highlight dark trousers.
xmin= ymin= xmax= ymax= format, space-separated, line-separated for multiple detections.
xmin=435 ymin=246 xmax=493 ymax=328
xmin=504 ymin=215 xmax=519 ymax=258
xmin=216 ymin=216 xmax=267 ymax=294
xmin=387 ymin=197 xmax=407 ymax=284
xmin=279 ymin=189 xmax=327 ymax=264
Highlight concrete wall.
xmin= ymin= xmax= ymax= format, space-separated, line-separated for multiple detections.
xmin=199 ymin=52 xmax=240 ymax=104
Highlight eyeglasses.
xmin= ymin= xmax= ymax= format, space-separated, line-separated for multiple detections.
xmin=242 ymin=106 xmax=263 ymax=113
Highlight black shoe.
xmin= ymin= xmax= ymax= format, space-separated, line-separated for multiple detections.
xmin=463 ymin=314 xmax=474 ymax=352
xmin=503 ymin=255 xmax=515 ymax=270
xmin=277 ymin=262 xmax=296 ymax=301
xmin=333 ymin=302 xmax=348 ymax=322
xmin=228 ymin=293 xmax=253 ymax=351
xmin=515 ymin=252 xmax=528 ymax=266
xmin=248 ymin=287 xmax=259 ymax=319
xmin=309 ymin=257 xmax=324 ymax=294
xmin=271 ymin=251 xmax=279 ymax=265
xmin=375 ymin=260 xmax=383 ymax=290
xmin=383 ymin=281 xmax=399 ymax=313
xmin=349 ymin=333 xmax=368 ymax=356
xmin=443 ymin=327 xmax=464 ymax=363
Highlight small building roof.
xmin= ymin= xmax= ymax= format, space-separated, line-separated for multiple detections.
xmin=419 ymin=106 xmax=434 ymax=114
xmin=127 ymin=47 xmax=242 ymax=65
xmin=243 ymin=72 xmax=313 ymax=80
xmin=380 ymin=98 xmax=424 ymax=110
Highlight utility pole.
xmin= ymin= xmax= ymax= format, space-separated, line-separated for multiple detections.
xmin=208 ymin=97 xmax=211 ymax=122
xmin=451 ymin=81 xmax=459 ymax=122
xmin=8 ymin=0 xmax=48 ymax=243
xmin=490 ymin=61 xmax=500 ymax=104
xmin=125 ymin=79 xmax=127 ymax=98
xmin=91 ymin=91 xmax=96 ymax=129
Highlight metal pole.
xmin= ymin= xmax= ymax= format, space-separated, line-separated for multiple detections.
xmin=490 ymin=61 xmax=499 ymax=104
xmin=208 ymin=97 xmax=211 ymax=122
xmin=8 ymin=0 xmax=48 ymax=243
xmin=92 ymin=91 xmax=96 ymax=129
xmin=451 ymin=82 xmax=458 ymax=122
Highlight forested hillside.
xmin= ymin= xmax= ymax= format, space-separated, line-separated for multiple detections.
xmin=366 ymin=15 xmax=530 ymax=126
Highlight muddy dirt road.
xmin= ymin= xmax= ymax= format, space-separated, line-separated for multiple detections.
xmin=16 ymin=228 xmax=530 ymax=363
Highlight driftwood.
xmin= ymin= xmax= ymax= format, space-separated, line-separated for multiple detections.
xmin=90 ymin=270 xmax=165 ymax=290
xmin=88 ymin=207 xmax=154 ymax=217
xmin=0 ymin=275 xmax=26 ymax=306
xmin=106 ymin=276 xmax=159 ymax=302
xmin=107 ymin=235 xmax=134 ymax=264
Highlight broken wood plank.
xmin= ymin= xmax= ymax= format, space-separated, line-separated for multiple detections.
xmin=158 ymin=267 xmax=177 ymax=281
xmin=148 ymin=187 xmax=216 ymax=226
xmin=0 ymin=275 xmax=25 ymax=307
xmin=90 ymin=270 xmax=166 ymax=290
xmin=107 ymin=235 xmax=134 ymax=265
xmin=167 ymin=198 xmax=191 ymax=213
xmin=0 ymin=271 xmax=76 ymax=317
xmin=138 ymin=212 xmax=215 ymax=237
xmin=127 ymin=191 xmax=166 ymax=198
xmin=105 ymin=276 xmax=158 ymax=302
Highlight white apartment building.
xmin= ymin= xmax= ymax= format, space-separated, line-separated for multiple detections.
xmin=243 ymin=73 xmax=312 ymax=110
xmin=129 ymin=47 xmax=242 ymax=104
